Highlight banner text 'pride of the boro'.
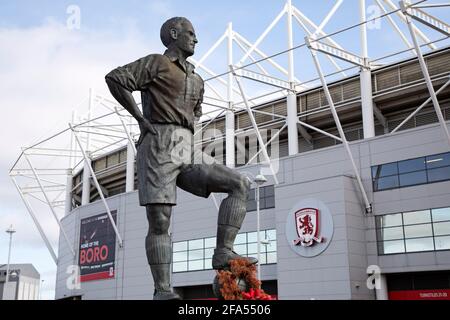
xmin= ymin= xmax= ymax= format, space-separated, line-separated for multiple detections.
xmin=78 ymin=211 xmax=117 ymax=282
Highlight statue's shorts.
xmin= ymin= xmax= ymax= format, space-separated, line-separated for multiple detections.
xmin=136 ymin=123 xmax=222 ymax=206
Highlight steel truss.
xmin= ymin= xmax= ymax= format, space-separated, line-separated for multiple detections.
xmin=9 ymin=0 xmax=450 ymax=263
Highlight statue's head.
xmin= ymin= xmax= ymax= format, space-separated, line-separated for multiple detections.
xmin=160 ymin=17 xmax=197 ymax=57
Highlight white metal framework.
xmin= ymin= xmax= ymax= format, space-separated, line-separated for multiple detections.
xmin=9 ymin=0 xmax=450 ymax=263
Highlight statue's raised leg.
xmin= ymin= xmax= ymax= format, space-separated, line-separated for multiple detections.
xmin=177 ymin=163 xmax=258 ymax=270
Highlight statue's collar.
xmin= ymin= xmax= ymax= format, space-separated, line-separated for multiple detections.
xmin=164 ymin=50 xmax=195 ymax=74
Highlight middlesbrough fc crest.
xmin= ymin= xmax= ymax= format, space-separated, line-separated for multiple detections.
xmin=293 ymin=208 xmax=324 ymax=247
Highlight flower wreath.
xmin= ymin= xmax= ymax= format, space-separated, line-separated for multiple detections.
xmin=215 ymin=258 xmax=272 ymax=300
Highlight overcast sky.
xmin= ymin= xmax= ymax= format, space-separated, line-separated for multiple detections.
xmin=0 ymin=0 xmax=449 ymax=300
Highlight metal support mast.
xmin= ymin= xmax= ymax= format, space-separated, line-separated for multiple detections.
xmin=360 ymin=0 xmax=375 ymax=138
xmin=400 ymin=1 xmax=450 ymax=146
xmin=70 ymin=124 xmax=124 ymax=247
xmin=306 ymin=37 xmax=372 ymax=213
xmin=286 ymin=0 xmax=299 ymax=155
xmin=226 ymin=22 xmax=236 ymax=168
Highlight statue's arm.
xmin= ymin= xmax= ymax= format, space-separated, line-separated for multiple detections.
xmin=105 ymin=55 xmax=158 ymax=135
xmin=105 ymin=78 xmax=145 ymax=123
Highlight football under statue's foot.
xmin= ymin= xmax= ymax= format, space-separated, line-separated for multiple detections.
xmin=212 ymin=248 xmax=258 ymax=270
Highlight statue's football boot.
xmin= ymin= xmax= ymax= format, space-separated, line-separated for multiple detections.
xmin=153 ymin=290 xmax=181 ymax=300
xmin=212 ymin=247 xmax=258 ymax=270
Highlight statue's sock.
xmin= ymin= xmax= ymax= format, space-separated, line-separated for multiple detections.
xmin=146 ymin=233 xmax=171 ymax=264
xmin=146 ymin=233 xmax=172 ymax=292
xmin=216 ymin=196 xmax=246 ymax=250
xmin=150 ymin=264 xmax=171 ymax=292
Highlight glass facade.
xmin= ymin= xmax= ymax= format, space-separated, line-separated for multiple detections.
xmin=172 ymin=229 xmax=277 ymax=273
xmin=247 ymin=185 xmax=275 ymax=212
xmin=371 ymin=152 xmax=450 ymax=191
xmin=376 ymin=207 xmax=450 ymax=255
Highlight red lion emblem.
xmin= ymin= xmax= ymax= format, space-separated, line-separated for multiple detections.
xmin=293 ymin=208 xmax=324 ymax=247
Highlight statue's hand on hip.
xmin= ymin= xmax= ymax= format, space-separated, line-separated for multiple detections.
xmin=136 ymin=118 xmax=157 ymax=145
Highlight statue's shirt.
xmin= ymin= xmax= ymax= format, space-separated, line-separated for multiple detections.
xmin=106 ymin=51 xmax=204 ymax=133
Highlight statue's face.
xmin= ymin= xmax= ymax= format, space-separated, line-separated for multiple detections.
xmin=173 ymin=20 xmax=198 ymax=57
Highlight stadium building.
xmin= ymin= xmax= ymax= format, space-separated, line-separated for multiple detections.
xmin=10 ymin=0 xmax=450 ymax=300
xmin=0 ymin=264 xmax=41 ymax=300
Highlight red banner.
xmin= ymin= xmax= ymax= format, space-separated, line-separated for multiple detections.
xmin=80 ymin=270 xmax=114 ymax=282
xmin=389 ymin=289 xmax=450 ymax=300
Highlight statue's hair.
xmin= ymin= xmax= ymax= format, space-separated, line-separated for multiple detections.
xmin=160 ymin=17 xmax=190 ymax=48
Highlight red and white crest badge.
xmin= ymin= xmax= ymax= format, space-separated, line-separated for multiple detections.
xmin=293 ymin=208 xmax=324 ymax=247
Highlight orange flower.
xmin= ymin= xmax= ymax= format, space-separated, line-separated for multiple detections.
xmin=215 ymin=258 xmax=272 ymax=300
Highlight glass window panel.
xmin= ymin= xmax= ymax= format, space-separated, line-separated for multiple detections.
xmin=173 ymin=241 xmax=187 ymax=252
xmin=247 ymin=243 xmax=258 ymax=254
xmin=265 ymin=186 xmax=274 ymax=196
xmin=234 ymin=244 xmax=247 ymax=255
xmin=404 ymin=224 xmax=433 ymax=238
xmin=247 ymin=201 xmax=257 ymax=212
xmin=266 ymin=229 xmax=276 ymax=241
xmin=433 ymin=222 xmax=450 ymax=236
xmin=399 ymin=171 xmax=427 ymax=187
xmin=204 ymin=248 xmax=214 ymax=259
xmin=204 ymin=259 xmax=212 ymax=270
xmin=374 ymin=176 xmax=399 ymax=191
xmin=248 ymin=254 xmax=266 ymax=264
xmin=265 ymin=196 xmax=275 ymax=209
xmin=173 ymin=262 xmax=187 ymax=273
xmin=267 ymin=252 xmax=277 ymax=264
xmin=265 ymin=241 xmax=277 ymax=252
xmin=189 ymin=249 xmax=204 ymax=260
xmin=107 ymin=153 xmax=120 ymax=167
xmin=235 ymin=233 xmax=246 ymax=244
xmin=398 ymin=157 xmax=426 ymax=174
xmin=372 ymin=163 xmax=398 ymax=178
xmin=432 ymin=207 xmax=450 ymax=222
xmin=427 ymin=167 xmax=450 ymax=183
xmin=259 ymin=198 xmax=265 ymax=209
xmin=204 ymin=237 xmax=216 ymax=248
xmin=259 ymin=187 xmax=265 ymax=198
xmin=94 ymin=158 xmax=107 ymax=171
xmin=119 ymin=149 xmax=127 ymax=163
xmin=247 ymin=232 xmax=257 ymax=243
xmin=403 ymin=210 xmax=431 ymax=225
xmin=376 ymin=214 xmax=403 ymax=228
xmin=434 ymin=236 xmax=450 ymax=250
xmin=188 ymin=239 xmax=203 ymax=250
xmin=259 ymin=230 xmax=266 ymax=241
xmin=376 ymin=227 xmax=404 ymax=241
xmin=378 ymin=240 xmax=405 ymax=255
xmin=248 ymin=189 xmax=255 ymax=200
xmin=405 ymin=237 xmax=434 ymax=253
xmin=260 ymin=254 xmax=267 ymax=265
xmin=173 ymin=251 xmax=187 ymax=262
xmin=426 ymin=153 xmax=450 ymax=169
xmin=188 ymin=260 xmax=204 ymax=271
